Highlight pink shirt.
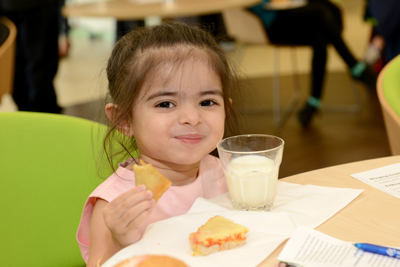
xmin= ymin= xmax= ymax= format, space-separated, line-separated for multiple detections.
xmin=76 ymin=155 xmax=227 ymax=263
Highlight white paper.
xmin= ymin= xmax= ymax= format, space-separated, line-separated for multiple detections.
xmin=278 ymin=226 xmax=400 ymax=267
xmin=351 ymin=163 xmax=400 ymax=199
xmin=209 ymin=182 xmax=363 ymax=230
xmin=102 ymin=182 xmax=363 ymax=267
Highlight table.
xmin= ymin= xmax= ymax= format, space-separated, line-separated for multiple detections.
xmin=259 ymin=155 xmax=400 ymax=267
xmin=62 ymin=0 xmax=261 ymax=21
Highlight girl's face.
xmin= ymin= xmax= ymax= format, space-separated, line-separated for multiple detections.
xmin=129 ymin=57 xmax=226 ymax=166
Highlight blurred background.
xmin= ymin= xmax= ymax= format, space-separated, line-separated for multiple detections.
xmin=0 ymin=0 xmax=391 ymax=178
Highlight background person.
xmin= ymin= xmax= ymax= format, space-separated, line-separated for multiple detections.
xmin=248 ymin=0 xmax=377 ymax=128
xmin=363 ymin=0 xmax=400 ymax=71
xmin=0 ymin=0 xmax=62 ymax=113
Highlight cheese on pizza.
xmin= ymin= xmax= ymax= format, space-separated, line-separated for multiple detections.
xmin=189 ymin=215 xmax=249 ymax=256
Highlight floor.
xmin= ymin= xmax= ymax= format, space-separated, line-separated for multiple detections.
xmin=0 ymin=0 xmax=392 ymax=178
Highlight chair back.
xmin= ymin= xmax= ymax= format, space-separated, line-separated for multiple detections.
xmin=0 ymin=112 xmax=114 ymax=266
xmin=222 ymin=8 xmax=268 ymax=45
xmin=0 ymin=17 xmax=17 ymax=103
xmin=377 ymin=55 xmax=400 ymax=155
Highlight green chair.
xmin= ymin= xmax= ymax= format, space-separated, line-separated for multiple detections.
xmin=0 ymin=112 xmax=112 ymax=266
xmin=377 ymin=55 xmax=400 ymax=155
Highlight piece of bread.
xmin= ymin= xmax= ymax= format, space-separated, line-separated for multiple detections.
xmin=189 ymin=215 xmax=249 ymax=256
xmin=114 ymin=255 xmax=188 ymax=267
xmin=133 ymin=160 xmax=172 ymax=202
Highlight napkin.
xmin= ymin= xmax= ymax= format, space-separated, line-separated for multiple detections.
xmin=102 ymin=181 xmax=363 ymax=267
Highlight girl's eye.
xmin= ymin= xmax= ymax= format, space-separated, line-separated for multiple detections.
xmin=156 ymin=102 xmax=175 ymax=108
xmin=199 ymin=100 xmax=217 ymax=106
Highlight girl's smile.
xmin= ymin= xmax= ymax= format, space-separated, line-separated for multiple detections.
xmin=174 ymin=133 xmax=208 ymax=145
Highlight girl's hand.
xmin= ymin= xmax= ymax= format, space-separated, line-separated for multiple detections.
xmin=102 ymin=185 xmax=156 ymax=249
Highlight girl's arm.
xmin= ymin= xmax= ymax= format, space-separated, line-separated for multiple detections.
xmin=86 ymin=199 xmax=111 ymax=267
xmin=86 ymin=185 xmax=156 ymax=267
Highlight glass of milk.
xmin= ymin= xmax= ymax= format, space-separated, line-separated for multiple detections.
xmin=217 ymin=134 xmax=284 ymax=211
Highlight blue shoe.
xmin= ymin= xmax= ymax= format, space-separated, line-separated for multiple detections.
xmin=352 ymin=63 xmax=377 ymax=90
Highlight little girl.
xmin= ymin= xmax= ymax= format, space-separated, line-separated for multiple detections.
xmin=76 ymin=21 xmax=242 ymax=266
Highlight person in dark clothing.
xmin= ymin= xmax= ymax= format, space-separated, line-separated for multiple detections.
xmin=363 ymin=0 xmax=400 ymax=68
xmin=249 ymin=0 xmax=377 ymax=128
xmin=0 ymin=0 xmax=62 ymax=113
xmin=116 ymin=20 xmax=144 ymax=42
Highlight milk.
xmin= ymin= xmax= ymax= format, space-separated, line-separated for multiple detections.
xmin=224 ymin=155 xmax=278 ymax=209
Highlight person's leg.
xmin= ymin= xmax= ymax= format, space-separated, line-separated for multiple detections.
xmin=302 ymin=0 xmax=358 ymax=67
xmin=6 ymin=13 xmax=32 ymax=111
xmin=267 ymin=1 xmax=376 ymax=127
xmin=367 ymin=0 xmax=400 ymax=64
xmin=384 ymin=27 xmax=400 ymax=63
xmin=19 ymin=3 xmax=62 ymax=113
xmin=268 ymin=4 xmax=330 ymax=95
xmin=267 ymin=5 xmax=330 ymax=127
xmin=297 ymin=35 xmax=328 ymax=128
xmin=309 ymin=0 xmax=377 ymax=88
xmin=369 ymin=0 xmax=400 ymax=44
xmin=58 ymin=0 xmax=70 ymax=58
xmin=310 ymin=36 xmax=328 ymax=100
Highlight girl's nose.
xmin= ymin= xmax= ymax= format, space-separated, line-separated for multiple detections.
xmin=178 ymin=105 xmax=202 ymax=126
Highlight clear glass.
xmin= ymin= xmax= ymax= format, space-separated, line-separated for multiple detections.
xmin=217 ymin=134 xmax=284 ymax=211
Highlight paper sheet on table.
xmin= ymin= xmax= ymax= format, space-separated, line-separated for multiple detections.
xmin=102 ymin=182 xmax=363 ymax=267
xmin=278 ymin=226 xmax=400 ymax=267
xmin=351 ymin=163 xmax=400 ymax=199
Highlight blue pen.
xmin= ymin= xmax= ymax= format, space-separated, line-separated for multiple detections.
xmin=354 ymin=243 xmax=400 ymax=258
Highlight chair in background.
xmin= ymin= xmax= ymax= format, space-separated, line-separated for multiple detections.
xmin=0 ymin=17 xmax=17 ymax=104
xmin=377 ymin=55 xmax=400 ymax=155
xmin=0 ymin=112 xmax=115 ymax=267
xmin=222 ymin=7 xmax=362 ymax=130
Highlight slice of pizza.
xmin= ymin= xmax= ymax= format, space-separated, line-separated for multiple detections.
xmin=133 ymin=160 xmax=171 ymax=202
xmin=189 ymin=215 xmax=249 ymax=256
xmin=114 ymin=255 xmax=188 ymax=267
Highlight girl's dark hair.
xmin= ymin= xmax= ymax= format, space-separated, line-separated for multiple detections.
xmin=103 ymin=20 xmax=243 ymax=173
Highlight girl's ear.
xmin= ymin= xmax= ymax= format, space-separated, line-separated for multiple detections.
xmin=105 ymin=103 xmax=134 ymax=137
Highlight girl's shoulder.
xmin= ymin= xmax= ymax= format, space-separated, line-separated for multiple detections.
xmin=90 ymin=160 xmax=136 ymax=202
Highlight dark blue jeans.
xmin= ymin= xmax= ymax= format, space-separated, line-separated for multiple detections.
xmin=6 ymin=2 xmax=61 ymax=113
